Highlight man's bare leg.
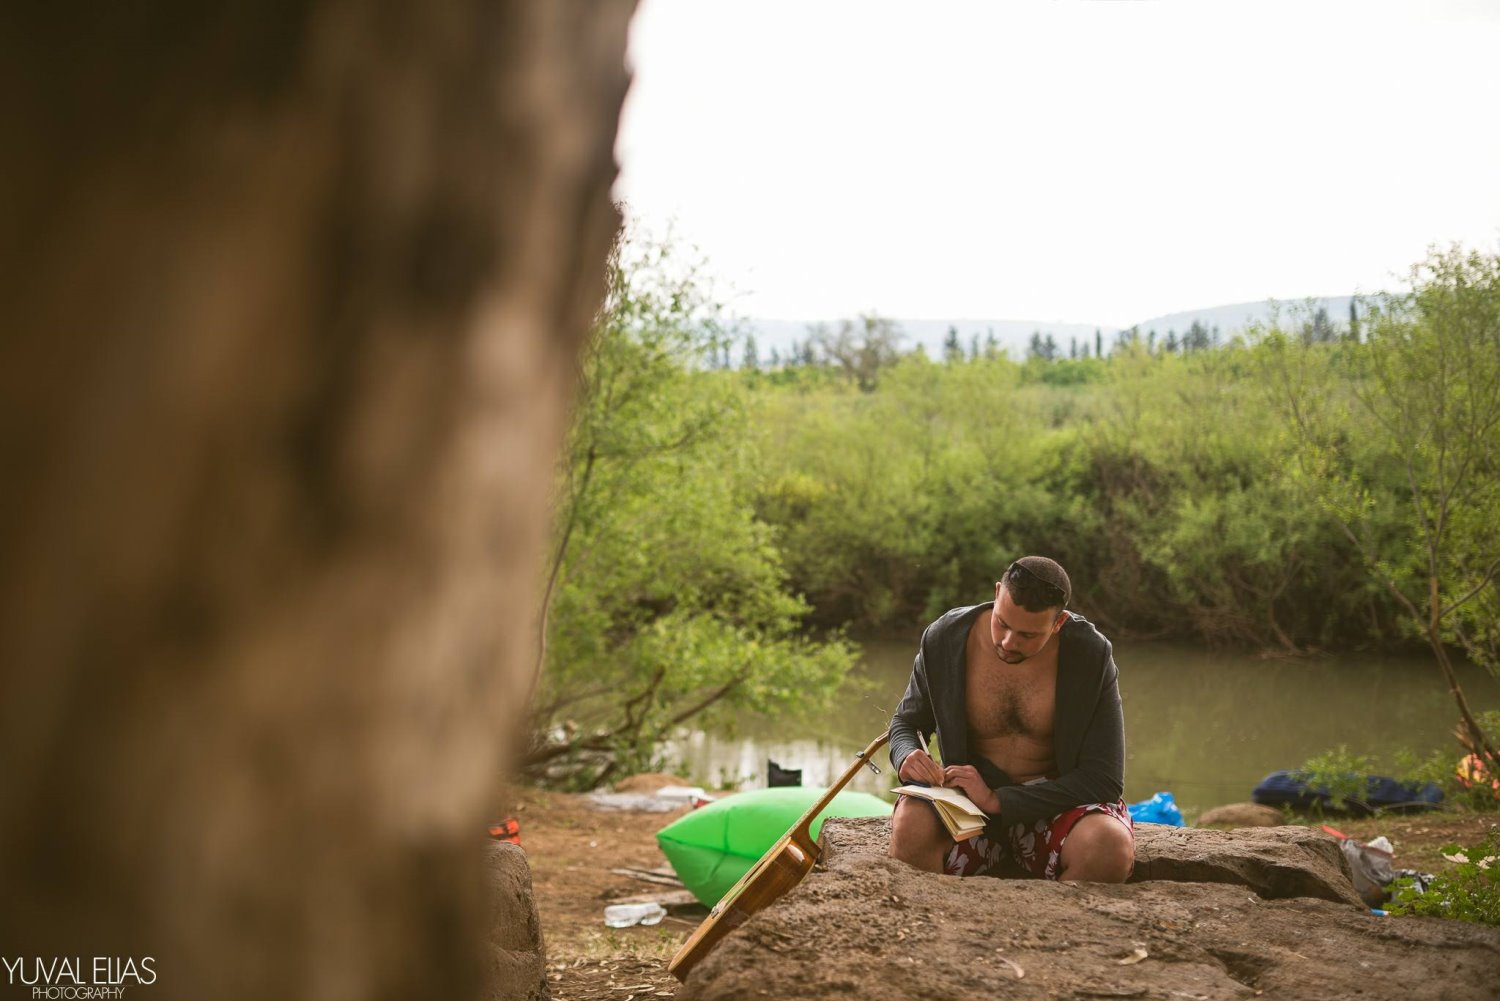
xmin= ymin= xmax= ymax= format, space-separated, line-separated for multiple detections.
xmin=889 ymin=797 xmax=950 ymax=873
xmin=1056 ymin=813 xmax=1134 ymax=883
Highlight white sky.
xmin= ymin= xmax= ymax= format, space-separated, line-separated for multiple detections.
xmin=614 ymin=0 xmax=1500 ymax=327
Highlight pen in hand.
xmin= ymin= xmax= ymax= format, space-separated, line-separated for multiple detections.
xmin=898 ymin=747 xmax=946 ymax=786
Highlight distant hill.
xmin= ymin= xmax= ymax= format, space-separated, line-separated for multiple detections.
xmin=742 ymin=296 xmax=1363 ymax=362
xmin=1123 ymin=296 xmax=1358 ymax=342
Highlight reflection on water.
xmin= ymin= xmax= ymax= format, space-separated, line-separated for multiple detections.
xmin=663 ymin=639 xmax=1500 ymax=815
xmin=664 ymin=729 xmax=898 ymax=797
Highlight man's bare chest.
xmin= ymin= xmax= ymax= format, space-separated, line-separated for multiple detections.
xmin=964 ymin=663 xmax=1056 ymax=742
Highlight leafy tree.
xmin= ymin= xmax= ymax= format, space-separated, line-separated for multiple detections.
xmin=810 ymin=315 xmax=900 ymax=390
xmin=984 ymin=331 xmax=1001 ymax=359
xmin=1026 ymin=331 xmax=1060 ymax=361
xmin=1073 ymin=344 xmax=1342 ymax=647
xmin=528 ymin=235 xmax=855 ymax=787
xmin=755 ymin=351 xmax=1056 ymax=630
xmin=1185 ymin=319 xmax=1210 ymax=352
xmin=808 ymin=314 xmax=900 ymax=389
xmin=1037 ymin=356 xmax=1105 ymax=387
xmin=942 ymin=325 xmax=963 ymax=364
xmin=1268 ymin=246 xmax=1500 ymax=778
xmin=742 ymin=333 xmax=760 ymax=371
xmin=1296 ymin=303 xmax=1335 ymax=345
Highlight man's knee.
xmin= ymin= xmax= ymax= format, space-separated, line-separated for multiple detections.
xmin=889 ymin=798 xmax=947 ymax=871
xmin=1058 ymin=813 xmax=1134 ymax=883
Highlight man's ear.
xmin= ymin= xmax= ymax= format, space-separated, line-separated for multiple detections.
xmin=1052 ymin=610 xmax=1068 ymax=632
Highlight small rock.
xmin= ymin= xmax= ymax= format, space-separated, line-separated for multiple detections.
xmin=1197 ymin=803 xmax=1284 ymax=828
xmin=486 ymin=842 xmax=549 ymax=1001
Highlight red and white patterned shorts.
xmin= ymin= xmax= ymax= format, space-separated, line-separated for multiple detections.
xmin=922 ymin=798 xmax=1133 ymax=880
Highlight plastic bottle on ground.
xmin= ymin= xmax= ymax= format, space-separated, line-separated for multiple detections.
xmin=603 ymin=903 xmax=667 ymax=928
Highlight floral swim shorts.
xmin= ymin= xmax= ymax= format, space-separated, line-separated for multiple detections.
xmin=938 ymin=799 xmax=1133 ymax=880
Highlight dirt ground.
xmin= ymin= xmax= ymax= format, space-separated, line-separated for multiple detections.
xmin=503 ymin=783 xmax=701 ymax=1001
xmin=502 ymin=780 xmax=1499 ymax=1001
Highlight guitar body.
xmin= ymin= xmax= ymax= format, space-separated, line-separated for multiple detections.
xmin=667 ymin=731 xmax=888 ymax=981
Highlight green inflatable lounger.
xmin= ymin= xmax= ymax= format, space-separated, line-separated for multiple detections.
xmin=656 ymin=786 xmax=892 ymax=906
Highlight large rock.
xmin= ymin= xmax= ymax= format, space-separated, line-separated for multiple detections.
xmin=675 ymin=817 xmax=1500 ymax=1000
xmin=486 ymin=843 xmax=548 ymax=1001
xmin=816 ymin=816 xmax=1362 ymax=907
xmin=1130 ymin=822 xmax=1365 ymax=908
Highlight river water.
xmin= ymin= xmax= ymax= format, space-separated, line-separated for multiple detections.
xmin=665 ymin=640 xmax=1500 ymax=816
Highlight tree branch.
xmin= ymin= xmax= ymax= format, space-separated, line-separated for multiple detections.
xmin=1439 ymin=554 xmax=1500 ymax=620
xmin=668 ymin=674 xmax=748 ymax=726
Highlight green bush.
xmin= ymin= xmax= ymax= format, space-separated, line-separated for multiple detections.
xmin=1388 ymin=828 xmax=1500 ymax=925
xmin=1294 ymin=745 xmax=1378 ymax=813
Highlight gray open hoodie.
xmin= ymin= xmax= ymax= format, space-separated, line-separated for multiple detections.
xmin=888 ymin=602 xmax=1125 ymax=828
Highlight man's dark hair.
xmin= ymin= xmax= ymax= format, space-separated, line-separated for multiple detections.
xmin=1001 ymin=556 xmax=1072 ymax=612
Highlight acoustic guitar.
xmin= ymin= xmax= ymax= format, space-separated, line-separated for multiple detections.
xmin=667 ymin=729 xmax=890 ymax=981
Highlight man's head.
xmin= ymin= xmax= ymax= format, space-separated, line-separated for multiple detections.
xmin=990 ymin=556 xmax=1071 ymax=664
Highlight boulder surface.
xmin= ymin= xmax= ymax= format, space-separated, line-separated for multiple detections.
xmin=1129 ymin=821 xmax=1365 ymax=907
xmin=676 ymin=816 xmax=1500 ymax=1001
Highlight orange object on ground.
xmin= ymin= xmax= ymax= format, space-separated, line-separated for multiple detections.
xmin=1456 ymin=754 xmax=1500 ymax=798
xmin=489 ymin=817 xmax=522 ymax=845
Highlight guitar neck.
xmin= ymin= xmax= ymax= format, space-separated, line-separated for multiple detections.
xmin=787 ymin=730 xmax=890 ymax=844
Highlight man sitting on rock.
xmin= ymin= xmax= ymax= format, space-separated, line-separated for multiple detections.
xmin=888 ymin=556 xmax=1134 ymax=881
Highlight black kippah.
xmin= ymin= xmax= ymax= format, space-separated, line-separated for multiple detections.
xmin=1012 ymin=555 xmax=1072 ymax=607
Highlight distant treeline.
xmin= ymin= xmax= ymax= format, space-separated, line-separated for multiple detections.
xmin=732 ymin=301 xmax=1355 ymax=374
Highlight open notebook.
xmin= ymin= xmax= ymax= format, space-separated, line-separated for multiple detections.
xmin=893 ymin=784 xmax=989 ymax=840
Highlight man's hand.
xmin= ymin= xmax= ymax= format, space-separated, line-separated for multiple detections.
xmin=942 ymin=765 xmax=1000 ymax=815
xmin=897 ymin=748 xmax=945 ymax=786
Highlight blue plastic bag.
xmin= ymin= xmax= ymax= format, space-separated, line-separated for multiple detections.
xmin=1128 ymin=791 xmax=1185 ymax=826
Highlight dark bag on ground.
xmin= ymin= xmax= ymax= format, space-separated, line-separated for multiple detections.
xmin=1251 ymin=770 xmax=1443 ymax=815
